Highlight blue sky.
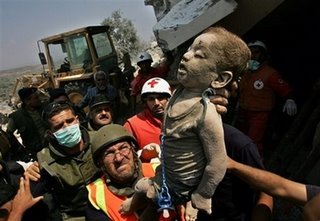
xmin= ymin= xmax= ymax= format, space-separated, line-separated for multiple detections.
xmin=0 ymin=0 xmax=157 ymax=71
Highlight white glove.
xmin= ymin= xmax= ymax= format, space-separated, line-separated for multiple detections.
xmin=282 ymin=99 xmax=297 ymax=116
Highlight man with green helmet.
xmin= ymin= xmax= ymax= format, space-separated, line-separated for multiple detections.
xmin=86 ymin=124 xmax=157 ymax=221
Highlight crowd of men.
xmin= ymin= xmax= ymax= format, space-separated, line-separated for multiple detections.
xmin=0 ymin=27 xmax=319 ymax=221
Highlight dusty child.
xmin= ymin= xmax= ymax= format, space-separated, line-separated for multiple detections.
xmin=120 ymin=27 xmax=251 ymax=220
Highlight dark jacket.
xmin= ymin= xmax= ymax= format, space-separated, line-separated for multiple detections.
xmin=8 ymin=106 xmax=48 ymax=158
xmin=36 ymin=128 xmax=99 ymax=221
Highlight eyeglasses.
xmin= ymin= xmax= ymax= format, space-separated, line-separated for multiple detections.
xmin=103 ymin=145 xmax=131 ymax=159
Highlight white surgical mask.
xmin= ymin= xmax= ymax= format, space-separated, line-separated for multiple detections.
xmin=248 ymin=59 xmax=261 ymax=71
xmin=53 ymin=124 xmax=81 ymax=148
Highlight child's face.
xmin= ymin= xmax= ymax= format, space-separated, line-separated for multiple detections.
xmin=177 ymin=32 xmax=218 ymax=91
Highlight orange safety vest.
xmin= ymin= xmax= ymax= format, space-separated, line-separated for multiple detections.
xmin=124 ymin=108 xmax=162 ymax=150
xmin=87 ymin=163 xmax=157 ymax=221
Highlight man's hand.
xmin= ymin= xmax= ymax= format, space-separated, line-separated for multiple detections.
xmin=8 ymin=176 xmax=43 ymax=221
xmin=210 ymin=80 xmax=239 ymax=114
xmin=24 ymin=161 xmax=41 ymax=181
xmin=210 ymin=95 xmax=229 ymax=115
xmin=140 ymin=143 xmax=160 ymax=161
xmin=210 ymin=86 xmax=232 ymax=115
xmin=226 ymin=156 xmax=237 ymax=171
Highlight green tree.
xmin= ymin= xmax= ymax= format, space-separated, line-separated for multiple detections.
xmin=101 ymin=10 xmax=142 ymax=58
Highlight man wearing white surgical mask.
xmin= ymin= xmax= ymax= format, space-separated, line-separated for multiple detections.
xmin=238 ymin=40 xmax=297 ymax=157
xmin=24 ymin=101 xmax=99 ymax=221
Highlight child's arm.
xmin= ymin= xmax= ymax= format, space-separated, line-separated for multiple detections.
xmin=192 ymin=103 xmax=227 ymax=213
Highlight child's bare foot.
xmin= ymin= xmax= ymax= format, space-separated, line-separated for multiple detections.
xmin=191 ymin=193 xmax=212 ymax=214
xmin=185 ymin=201 xmax=198 ymax=221
xmin=135 ymin=177 xmax=157 ymax=200
xmin=119 ymin=197 xmax=133 ymax=215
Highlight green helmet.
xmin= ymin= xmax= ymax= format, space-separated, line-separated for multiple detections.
xmin=91 ymin=124 xmax=138 ymax=167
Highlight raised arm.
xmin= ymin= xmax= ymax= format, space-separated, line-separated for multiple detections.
xmin=7 ymin=176 xmax=43 ymax=221
xmin=228 ymin=157 xmax=307 ymax=205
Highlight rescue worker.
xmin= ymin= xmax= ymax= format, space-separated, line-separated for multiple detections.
xmin=24 ymin=101 xmax=99 ymax=221
xmin=238 ymin=40 xmax=297 ymax=156
xmin=86 ymin=124 xmax=158 ymax=221
xmin=130 ymin=52 xmax=168 ymax=113
xmin=87 ymin=94 xmax=113 ymax=131
xmin=124 ymin=77 xmax=171 ymax=162
xmin=6 ymin=87 xmax=48 ymax=160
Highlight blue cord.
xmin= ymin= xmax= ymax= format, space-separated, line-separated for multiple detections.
xmin=157 ymin=135 xmax=174 ymax=217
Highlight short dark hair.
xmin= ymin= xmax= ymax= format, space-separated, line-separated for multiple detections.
xmin=48 ymin=88 xmax=68 ymax=102
xmin=94 ymin=71 xmax=109 ymax=81
xmin=42 ymin=101 xmax=75 ymax=122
